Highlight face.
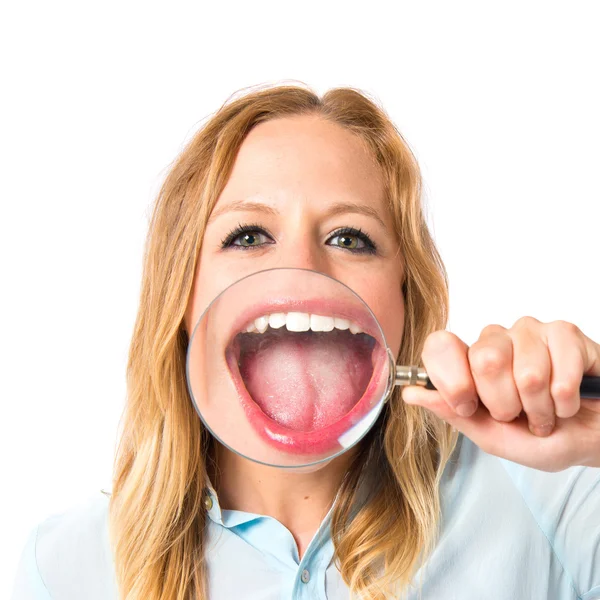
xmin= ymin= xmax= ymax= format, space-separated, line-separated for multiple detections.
xmin=185 ymin=114 xmax=405 ymax=349
xmin=184 ymin=114 xmax=405 ymax=466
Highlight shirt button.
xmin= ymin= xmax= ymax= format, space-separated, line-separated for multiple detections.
xmin=203 ymin=495 xmax=213 ymax=511
xmin=301 ymin=569 xmax=310 ymax=584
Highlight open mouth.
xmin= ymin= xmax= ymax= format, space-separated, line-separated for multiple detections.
xmin=224 ymin=299 xmax=387 ymax=455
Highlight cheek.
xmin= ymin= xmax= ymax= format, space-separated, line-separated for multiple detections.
xmin=356 ymin=283 xmax=404 ymax=357
xmin=376 ymin=296 xmax=405 ymax=357
xmin=186 ymin=247 xmax=273 ymax=333
xmin=185 ymin=251 xmax=227 ymax=334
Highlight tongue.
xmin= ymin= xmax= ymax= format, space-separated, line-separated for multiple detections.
xmin=238 ymin=329 xmax=375 ymax=431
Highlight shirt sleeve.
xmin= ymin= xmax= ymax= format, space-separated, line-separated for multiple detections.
xmin=10 ymin=525 xmax=53 ymax=600
xmin=499 ymin=458 xmax=600 ymax=599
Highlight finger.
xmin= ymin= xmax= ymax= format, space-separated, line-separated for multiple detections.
xmin=546 ymin=321 xmax=584 ymax=418
xmin=468 ymin=326 xmax=523 ymax=422
xmin=420 ymin=330 xmax=478 ymax=417
xmin=511 ymin=324 xmax=555 ymax=437
xmin=401 ymin=386 xmax=461 ymax=421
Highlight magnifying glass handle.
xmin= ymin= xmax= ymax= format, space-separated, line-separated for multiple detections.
xmin=395 ymin=366 xmax=600 ymax=399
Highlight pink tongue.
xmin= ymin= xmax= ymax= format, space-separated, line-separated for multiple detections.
xmin=238 ymin=330 xmax=374 ymax=431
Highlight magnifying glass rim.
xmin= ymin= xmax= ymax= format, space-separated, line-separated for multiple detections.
xmin=185 ymin=267 xmax=395 ymax=469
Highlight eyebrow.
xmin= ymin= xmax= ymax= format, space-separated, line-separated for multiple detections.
xmin=208 ymin=199 xmax=388 ymax=229
xmin=327 ymin=201 xmax=387 ymax=229
xmin=208 ymin=200 xmax=279 ymax=223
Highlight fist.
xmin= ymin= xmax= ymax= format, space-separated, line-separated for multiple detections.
xmin=401 ymin=317 xmax=600 ymax=471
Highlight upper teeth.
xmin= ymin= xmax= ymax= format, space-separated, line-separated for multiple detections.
xmin=245 ymin=312 xmax=363 ymax=334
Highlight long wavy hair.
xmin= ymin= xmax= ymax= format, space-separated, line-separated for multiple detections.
xmin=108 ymin=82 xmax=459 ymax=600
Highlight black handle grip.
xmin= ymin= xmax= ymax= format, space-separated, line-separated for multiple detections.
xmin=425 ymin=375 xmax=600 ymax=399
xmin=581 ymin=375 xmax=600 ymax=398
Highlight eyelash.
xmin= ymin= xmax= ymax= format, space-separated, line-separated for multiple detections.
xmin=220 ymin=223 xmax=378 ymax=255
xmin=220 ymin=223 xmax=272 ymax=249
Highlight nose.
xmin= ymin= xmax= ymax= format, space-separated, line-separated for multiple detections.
xmin=270 ymin=234 xmax=329 ymax=275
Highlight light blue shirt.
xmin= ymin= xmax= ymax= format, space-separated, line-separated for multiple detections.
xmin=10 ymin=435 xmax=600 ymax=599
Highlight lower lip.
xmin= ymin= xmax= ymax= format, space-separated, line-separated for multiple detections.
xmin=224 ymin=342 xmax=388 ymax=457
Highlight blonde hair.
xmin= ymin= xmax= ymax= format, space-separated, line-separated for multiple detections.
xmin=108 ymin=82 xmax=459 ymax=599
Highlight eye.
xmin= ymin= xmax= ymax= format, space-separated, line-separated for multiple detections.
xmin=331 ymin=234 xmax=363 ymax=250
xmin=327 ymin=227 xmax=377 ymax=254
xmin=221 ymin=224 xmax=274 ymax=250
xmin=235 ymin=231 xmax=268 ymax=247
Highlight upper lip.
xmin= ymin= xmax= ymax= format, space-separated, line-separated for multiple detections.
xmin=226 ymin=296 xmax=383 ymax=348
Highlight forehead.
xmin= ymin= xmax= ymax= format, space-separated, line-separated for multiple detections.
xmin=216 ymin=115 xmax=386 ymax=210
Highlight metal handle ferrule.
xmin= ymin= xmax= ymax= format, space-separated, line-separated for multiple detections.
xmin=395 ymin=365 xmax=429 ymax=387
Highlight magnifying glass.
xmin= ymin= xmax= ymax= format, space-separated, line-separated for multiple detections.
xmin=186 ymin=268 xmax=600 ymax=469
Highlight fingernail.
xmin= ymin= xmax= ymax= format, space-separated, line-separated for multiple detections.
xmin=529 ymin=422 xmax=555 ymax=437
xmin=455 ymin=402 xmax=477 ymax=417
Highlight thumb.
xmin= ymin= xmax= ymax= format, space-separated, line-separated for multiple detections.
xmin=401 ymin=386 xmax=465 ymax=424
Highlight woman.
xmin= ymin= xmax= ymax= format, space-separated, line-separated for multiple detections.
xmin=11 ymin=83 xmax=600 ymax=600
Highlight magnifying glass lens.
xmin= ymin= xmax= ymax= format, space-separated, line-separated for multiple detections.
xmin=186 ymin=268 xmax=393 ymax=468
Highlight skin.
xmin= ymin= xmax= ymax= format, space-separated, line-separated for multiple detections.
xmin=184 ymin=114 xmax=600 ymax=556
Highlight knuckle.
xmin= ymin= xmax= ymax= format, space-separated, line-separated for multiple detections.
xmin=551 ymin=381 xmax=581 ymax=418
xmin=515 ymin=369 xmax=548 ymax=393
xmin=480 ymin=323 xmax=506 ymax=337
xmin=550 ymin=380 xmax=578 ymax=403
xmin=513 ymin=316 xmax=540 ymax=329
xmin=489 ymin=406 xmax=521 ymax=422
xmin=550 ymin=319 xmax=580 ymax=337
xmin=469 ymin=345 xmax=510 ymax=376
xmin=424 ymin=330 xmax=457 ymax=354
xmin=444 ymin=381 xmax=473 ymax=400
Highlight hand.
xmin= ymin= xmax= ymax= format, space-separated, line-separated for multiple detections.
xmin=400 ymin=317 xmax=600 ymax=471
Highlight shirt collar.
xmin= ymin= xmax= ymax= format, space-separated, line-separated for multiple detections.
xmin=203 ymin=459 xmax=374 ymax=530
xmin=202 ymin=462 xmax=376 ymax=571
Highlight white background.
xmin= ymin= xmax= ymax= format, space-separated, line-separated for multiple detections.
xmin=1 ymin=1 xmax=599 ymax=594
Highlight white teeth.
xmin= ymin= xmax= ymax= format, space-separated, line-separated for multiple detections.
xmin=333 ymin=317 xmax=350 ymax=330
xmin=268 ymin=313 xmax=286 ymax=329
xmin=244 ymin=312 xmax=363 ymax=334
xmin=349 ymin=322 xmax=363 ymax=334
xmin=310 ymin=314 xmax=335 ymax=332
xmin=286 ymin=312 xmax=311 ymax=332
xmin=254 ymin=316 xmax=269 ymax=333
